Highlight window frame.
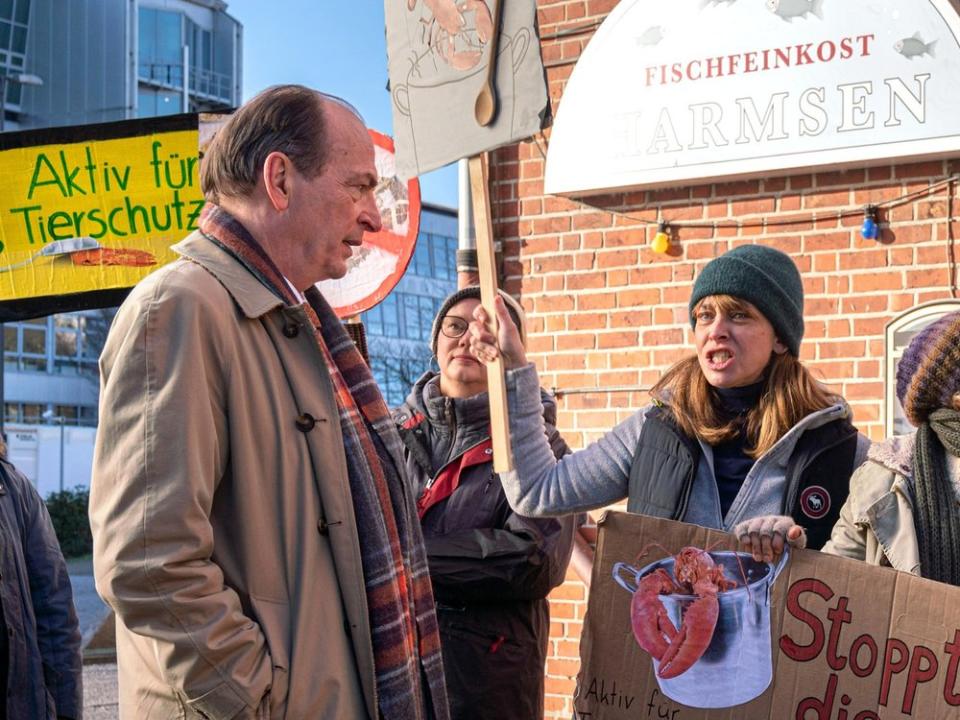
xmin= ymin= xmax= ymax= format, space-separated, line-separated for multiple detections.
xmin=884 ymin=299 xmax=960 ymax=435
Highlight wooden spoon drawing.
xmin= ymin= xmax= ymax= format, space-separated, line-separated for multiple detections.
xmin=474 ymin=0 xmax=504 ymax=127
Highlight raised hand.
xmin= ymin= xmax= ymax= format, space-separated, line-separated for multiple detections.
xmin=468 ymin=295 xmax=528 ymax=370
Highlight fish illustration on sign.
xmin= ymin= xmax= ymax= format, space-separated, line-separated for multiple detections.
xmin=895 ymin=32 xmax=937 ymax=59
xmin=637 ymin=25 xmax=666 ymax=46
xmin=766 ymin=0 xmax=824 ymax=21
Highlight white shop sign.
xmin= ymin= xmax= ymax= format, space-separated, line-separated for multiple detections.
xmin=544 ymin=0 xmax=960 ymax=195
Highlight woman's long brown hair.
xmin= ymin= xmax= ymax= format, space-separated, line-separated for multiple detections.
xmin=651 ymin=295 xmax=839 ymax=458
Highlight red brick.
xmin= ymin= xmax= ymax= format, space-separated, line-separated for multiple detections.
xmin=578 ymin=292 xmax=618 ymax=310
xmin=804 ymin=189 xmax=851 ymax=209
xmin=536 ymin=294 xmax=575 ymax=312
xmin=532 ymin=215 xmax=572 ymax=234
xmin=597 ymin=248 xmax=638 ymax=268
xmin=524 ymin=236 xmax=561 ymax=254
xmin=566 ymin=271 xmax=606 ymax=290
xmin=732 ymin=198 xmax=776 ymax=215
xmin=837 ymin=249 xmax=887 ymax=270
xmin=895 ymin=160 xmax=947 ymax=178
xmin=816 ymin=169 xmax=866 ymax=187
xmin=818 ymin=340 xmax=867 ymax=359
xmin=565 ymin=312 xmax=605 ymax=333
xmin=598 ymin=331 xmax=639 ymax=349
xmin=907 ymin=267 xmax=950 ymax=288
xmin=851 ymin=272 xmax=905 ymax=292
xmin=532 ymin=255 xmax=574 ymax=273
xmin=546 ymin=353 xmax=586 ymax=370
xmin=572 ymin=211 xmax=612 ymax=230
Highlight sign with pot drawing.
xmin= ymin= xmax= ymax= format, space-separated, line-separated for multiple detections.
xmin=576 ymin=512 xmax=960 ymax=719
xmin=384 ymin=0 xmax=550 ymax=178
xmin=545 ymin=0 xmax=960 ymax=195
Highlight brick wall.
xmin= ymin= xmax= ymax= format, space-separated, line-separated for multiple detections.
xmin=493 ymin=2 xmax=960 ymax=717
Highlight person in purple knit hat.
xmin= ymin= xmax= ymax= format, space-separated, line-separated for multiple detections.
xmin=821 ymin=309 xmax=960 ymax=585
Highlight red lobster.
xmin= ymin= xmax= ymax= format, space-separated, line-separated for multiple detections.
xmin=629 ymin=545 xmax=740 ymax=679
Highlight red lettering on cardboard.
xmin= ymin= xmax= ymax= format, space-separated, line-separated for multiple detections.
xmin=849 ymin=634 xmax=878 ymax=678
xmin=781 ymin=578 xmax=833 ymax=662
xmin=879 ymin=638 xmax=909 ymax=707
xmin=826 ymin=597 xmax=853 ymax=671
xmin=902 ymin=645 xmax=938 ymax=714
xmin=945 ymin=629 xmax=960 ymax=705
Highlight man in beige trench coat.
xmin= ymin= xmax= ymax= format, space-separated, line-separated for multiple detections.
xmin=90 ymin=86 xmax=449 ymax=720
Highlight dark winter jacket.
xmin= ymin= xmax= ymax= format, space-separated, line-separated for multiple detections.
xmin=627 ymin=405 xmax=862 ymax=549
xmin=0 ymin=457 xmax=82 ymax=720
xmin=393 ymin=372 xmax=578 ymax=720
xmin=500 ymin=365 xmax=869 ymax=540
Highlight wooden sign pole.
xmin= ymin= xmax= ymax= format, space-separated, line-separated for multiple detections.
xmin=468 ymin=153 xmax=513 ymax=473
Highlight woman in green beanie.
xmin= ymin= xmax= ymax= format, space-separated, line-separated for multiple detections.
xmin=468 ymin=244 xmax=869 ymax=557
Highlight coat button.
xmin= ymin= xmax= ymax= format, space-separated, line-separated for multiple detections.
xmin=295 ymin=413 xmax=316 ymax=432
xmin=282 ymin=322 xmax=300 ymax=338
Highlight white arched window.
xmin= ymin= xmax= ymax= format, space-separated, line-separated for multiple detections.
xmin=885 ymin=300 xmax=960 ymax=435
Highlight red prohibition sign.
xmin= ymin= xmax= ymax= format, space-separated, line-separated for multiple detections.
xmin=318 ymin=129 xmax=422 ymax=318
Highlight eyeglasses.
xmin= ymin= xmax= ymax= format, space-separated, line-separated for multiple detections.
xmin=439 ymin=315 xmax=469 ymax=339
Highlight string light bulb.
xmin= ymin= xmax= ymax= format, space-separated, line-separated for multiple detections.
xmin=651 ymin=221 xmax=670 ymax=254
xmin=860 ymin=205 xmax=879 ymax=240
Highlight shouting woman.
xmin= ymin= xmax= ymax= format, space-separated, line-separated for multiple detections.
xmin=469 ymin=244 xmax=869 ymax=559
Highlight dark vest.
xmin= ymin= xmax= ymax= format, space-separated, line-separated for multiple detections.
xmin=627 ymin=406 xmax=858 ymax=549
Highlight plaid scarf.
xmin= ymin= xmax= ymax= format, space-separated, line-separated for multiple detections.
xmin=199 ymin=205 xmax=448 ymax=720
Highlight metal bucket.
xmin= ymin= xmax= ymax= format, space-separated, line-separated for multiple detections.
xmin=612 ymin=549 xmax=788 ymax=709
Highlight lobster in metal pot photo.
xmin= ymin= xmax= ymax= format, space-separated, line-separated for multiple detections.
xmin=613 ymin=542 xmax=789 ymax=709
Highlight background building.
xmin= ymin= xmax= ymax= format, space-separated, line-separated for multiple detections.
xmin=2 ymin=0 xmax=457 ymax=489
xmin=492 ymin=3 xmax=960 ymax=717
xmin=2 ymin=0 xmax=241 ymax=495
xmin=363 ymin=202 xmax=458 ymax=408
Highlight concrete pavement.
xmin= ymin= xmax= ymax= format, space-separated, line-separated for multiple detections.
xmin=69 ymin=558 xmax=119 ymax=719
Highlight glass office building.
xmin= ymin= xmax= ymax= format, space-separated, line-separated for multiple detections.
xmin=364 ymin=203 xmax=458 ymax=408
xmin=2 ymin=0 xmax=241 ymax=431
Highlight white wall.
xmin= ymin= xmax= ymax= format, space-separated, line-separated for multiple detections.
xmin=6 ymin=424 xmax=97 ymax=499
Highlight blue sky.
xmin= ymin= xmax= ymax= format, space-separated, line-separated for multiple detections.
xmin=223 ymin=0 xmax=459 ymax=209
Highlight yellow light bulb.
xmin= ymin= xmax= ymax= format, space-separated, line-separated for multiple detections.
xmin=651 ymin=227 xmax=670 ymax=254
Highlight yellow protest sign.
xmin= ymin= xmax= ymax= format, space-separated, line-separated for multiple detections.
xmin=0 ymin=117 xmax=209 ymax=306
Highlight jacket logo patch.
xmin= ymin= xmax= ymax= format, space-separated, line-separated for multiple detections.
xmin=800 ymin=485 xmax=831 ymax=520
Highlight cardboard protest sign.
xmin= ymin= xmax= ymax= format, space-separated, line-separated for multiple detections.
xmin=384 ymin=0 xmax=550 ymax=178
xmin=0 ymin=114 xmax=217 ymax=321
xmin=575 ymin=512 xmax=960 ymax=720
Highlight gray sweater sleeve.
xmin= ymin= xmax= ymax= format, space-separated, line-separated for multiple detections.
xmin=500 ymin=364 xmax=646 ymax=517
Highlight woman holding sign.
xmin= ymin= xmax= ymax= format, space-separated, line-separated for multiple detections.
xmin=392 ymin=286 xmax=579 ymax=720
xmin=821 ymin=310 xmax=960 ymax=585
xmin=469 ymin=245 xmax=869 ymax=557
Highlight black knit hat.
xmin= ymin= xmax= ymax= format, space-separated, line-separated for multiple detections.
xmin=430 ymin=286 xmax=525 ymax=355
xmin=688 ymin=244 xmax=805 ymax=356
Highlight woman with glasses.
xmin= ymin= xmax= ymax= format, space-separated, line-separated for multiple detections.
xmin=391 ymin=286 xmax=578 ymax=720
xmin=468 ymin=245 xmax=870 ymax=561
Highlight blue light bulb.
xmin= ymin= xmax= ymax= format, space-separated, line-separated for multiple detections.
xmin=860 ymin=206 xmax=879 ymax=240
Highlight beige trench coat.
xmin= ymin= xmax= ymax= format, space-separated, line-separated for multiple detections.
xmin=822 ymin=434 xmax=922 ymax=575
xmin=91 ymin=232 xmax=377 ymax=719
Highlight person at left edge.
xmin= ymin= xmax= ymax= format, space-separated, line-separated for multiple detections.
xmin=90 ymin=85 xmax=448 ymax=720
xmin=393 ymin=286 xmax=579 ymax=720
xmin=0 ymin=440 xmax=82 ymax=720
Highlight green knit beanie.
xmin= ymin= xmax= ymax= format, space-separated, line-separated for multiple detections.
xmin=688 ymin=244 xmax=804 ymax=356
